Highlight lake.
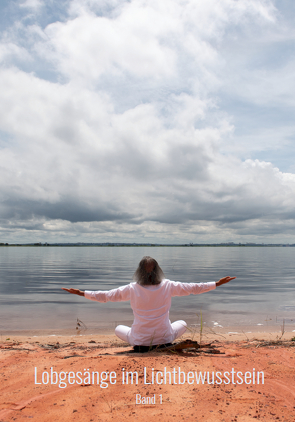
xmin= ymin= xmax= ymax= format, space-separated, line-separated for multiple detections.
xmin=0 ymin=246 xmax=294 ymax=335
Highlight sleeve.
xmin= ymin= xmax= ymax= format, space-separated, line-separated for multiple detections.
xmin=169 ymin=280 xmax=216 ymax=297
xmin=84 ymin=284 xmax=131 ymax=303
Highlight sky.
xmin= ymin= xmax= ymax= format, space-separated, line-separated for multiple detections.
xmin=0 ymin=0 xmax=295 ymax=244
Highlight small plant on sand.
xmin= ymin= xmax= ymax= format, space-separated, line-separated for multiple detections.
xmin=76 ymin=318 xmax=87 ymax=334
xmin=187 ymin=312 xmax=227 ymax=344
xmin=277 ymin=318 xmax=285 ymax=340
xmin=185 ymin=311 xmax=204 ymax=344
xmin=281 ymin=318 xmax=285 ymax=338
xmin=241 ymin=331 xmax=249 ymax=341
xmin=195 ymin=310 xmax=204 ymax=344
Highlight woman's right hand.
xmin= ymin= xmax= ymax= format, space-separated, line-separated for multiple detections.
xmin=62 ymin=288 xmax=85 ymax=296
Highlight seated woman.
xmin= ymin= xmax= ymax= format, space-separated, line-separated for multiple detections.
xmin=62 ymin=256 xmax=235 ymax=348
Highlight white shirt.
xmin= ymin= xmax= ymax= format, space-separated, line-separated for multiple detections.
xmin=85 ymin=279 xmax=216 ymax=346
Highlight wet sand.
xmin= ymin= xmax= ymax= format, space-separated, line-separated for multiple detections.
xmin=1 ymin=330 xmax=295 ymax=422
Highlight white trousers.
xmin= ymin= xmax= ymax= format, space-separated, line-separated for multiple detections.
xmin=115 ymin=320 xmax=187 ymax=346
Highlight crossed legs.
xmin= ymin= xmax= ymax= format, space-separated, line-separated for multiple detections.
xmin=115 ymin=320 xmax=187 ymax=346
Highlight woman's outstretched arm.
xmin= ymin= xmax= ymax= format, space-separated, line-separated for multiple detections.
xmin=215 ymin=276 xmax=236 ymax=287
xmin=62 ymin=285 xmax=131 ymax=302
xmin=62 ymin=288 xmax=84 ymax=296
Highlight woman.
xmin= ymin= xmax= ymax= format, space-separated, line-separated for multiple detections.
xmin=62 ymin=256 xmax=235 ymax=347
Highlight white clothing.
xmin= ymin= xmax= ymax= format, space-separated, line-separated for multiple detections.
xmin=85 ymin=279 xmax=216 ymax=346
xmin=115 ymin=320 xmax=188 ymax=346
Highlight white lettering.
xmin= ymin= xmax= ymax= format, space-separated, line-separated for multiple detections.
xmin=42 ymin=371 xmax=49 ymax=384
xmin=136 ymin=394 xmax=156 ymax=404
xmin=34 ymin=367 xmax=41 ymax=384
xmin=144 ymin=367 xmax=151 ymax=385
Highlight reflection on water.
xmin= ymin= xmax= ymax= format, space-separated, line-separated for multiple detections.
xmin=0 ymin=246 xmax=294 ymax=333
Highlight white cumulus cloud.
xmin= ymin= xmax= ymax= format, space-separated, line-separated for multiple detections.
xmin=0 ymin=0 xmax=295 ymax=243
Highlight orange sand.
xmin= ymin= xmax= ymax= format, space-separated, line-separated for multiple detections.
xmin=1 ymin=332 xmax=295 ymax=422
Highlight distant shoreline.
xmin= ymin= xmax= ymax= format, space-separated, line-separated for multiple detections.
xmin=1 ymin=243 xmax=295 ymax=247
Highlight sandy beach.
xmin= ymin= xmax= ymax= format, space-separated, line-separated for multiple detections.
xmin=1 ymin=330 xmax=294 ymax=422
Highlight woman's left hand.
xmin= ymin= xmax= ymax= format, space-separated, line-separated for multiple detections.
xmin=216 ymin=276 xmax=236 ymax=287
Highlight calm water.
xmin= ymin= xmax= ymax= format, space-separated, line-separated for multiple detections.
xmin=0 ymin=246 xmax=294 ymax=335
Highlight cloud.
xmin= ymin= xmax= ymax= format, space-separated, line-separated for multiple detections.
xmin=20 ymin=0 xmax=44 ymax=10
xmin=0 ymin=0 xmax=295 ymax=243
xmin=34 ymin=0 xmax=276 ymax=87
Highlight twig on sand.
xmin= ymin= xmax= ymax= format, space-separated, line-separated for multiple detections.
xmin=116 ymin=339 xmax=225 ymax=355
xmin=241 ymin=339 xmax=295 ymax=348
